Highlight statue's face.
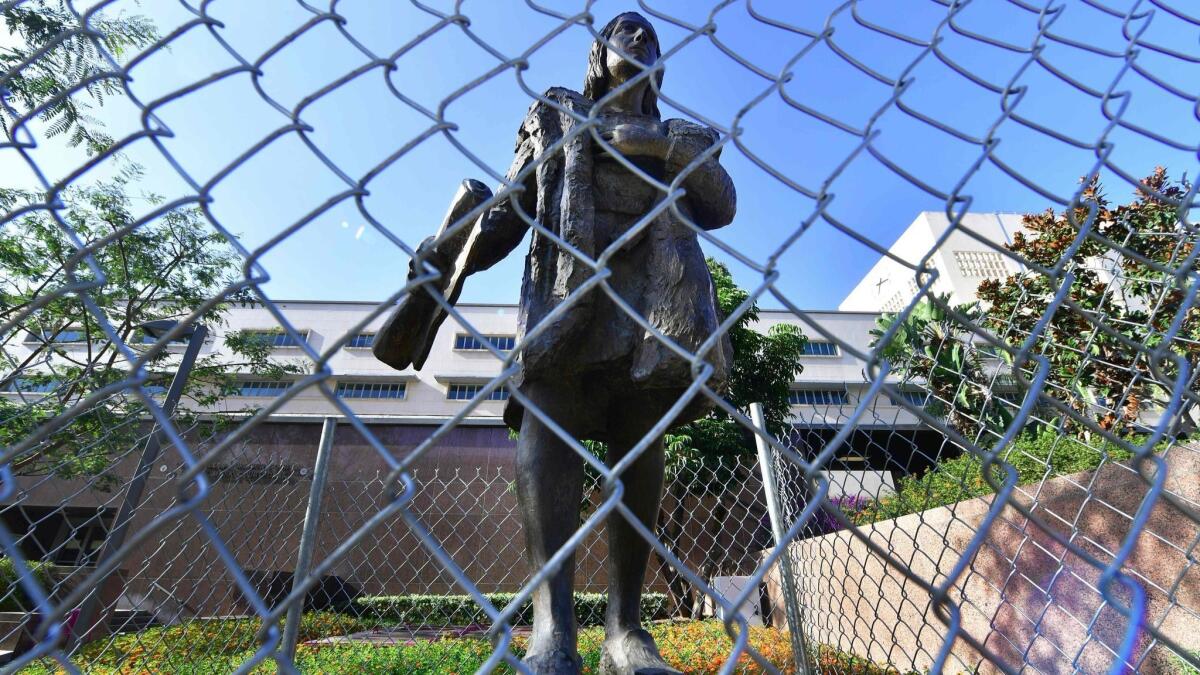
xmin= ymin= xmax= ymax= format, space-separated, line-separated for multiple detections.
xmin=604 ymin=16 xmax=658 ymax=82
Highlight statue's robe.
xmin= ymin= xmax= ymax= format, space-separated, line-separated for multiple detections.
xmin=465 ymin=87 xmax=737 ymax=438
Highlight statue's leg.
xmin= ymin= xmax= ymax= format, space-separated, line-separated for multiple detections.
xmin=601 ymin=432 xmax=681 ymax=675
xmin=516 ymin=385 xmax=585 ymax=674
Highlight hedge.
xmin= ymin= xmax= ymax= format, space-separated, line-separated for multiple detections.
xmin=0 ymin=557 xmax=57 ymax=612
xmin=353 ymin=591 xmax=669 ymax=627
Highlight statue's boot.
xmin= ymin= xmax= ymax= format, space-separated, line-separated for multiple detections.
xmin=599 ymin=628 xmax=682 ymax=675
xmin=524 ymin=648 xmax=583 ymax=675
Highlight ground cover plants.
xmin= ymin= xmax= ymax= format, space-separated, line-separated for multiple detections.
xmin=21 ymin=616 xmax=907 ymax=674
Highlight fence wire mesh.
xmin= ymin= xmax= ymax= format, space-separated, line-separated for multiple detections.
xmin=1 ymin=0 xmax=1199 ymax=673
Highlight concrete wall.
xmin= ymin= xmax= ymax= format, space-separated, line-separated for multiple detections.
xmin=763 ymin=445 xmax=1200 ymax=673
xmin=839 ymin=211 xmax=1026 ymax=312
xmin=43 ymin=421 xmax=772 ymax=621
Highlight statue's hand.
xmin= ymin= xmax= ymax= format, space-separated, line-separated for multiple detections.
xmin=598 ymin=119 xmax=668 ymax=160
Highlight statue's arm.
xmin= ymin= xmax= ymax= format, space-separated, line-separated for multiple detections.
xmin=664 ymin=122 xmax=737 ymax=230
xmin=464 ymin=134 xmax=539 ymax=274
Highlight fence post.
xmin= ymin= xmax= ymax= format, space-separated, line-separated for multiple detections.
xmin=280 ymin=415 xmax=337 ymax=663
xmin=750 ymin=402 xmax=810 ymax=673
xmin=73 ymin=322 xmax=208 ymax=647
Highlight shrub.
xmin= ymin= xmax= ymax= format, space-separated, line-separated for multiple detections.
xmin=851 ymin=428 xmax=1141 ymax=526
xmin=352 ymin=591 xmax=669 ymax=627
xmin=0 ymin=557 xmax=57 ymax=612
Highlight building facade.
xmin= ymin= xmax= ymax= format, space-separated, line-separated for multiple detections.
xmin=840 ymin=211 xmax=1027 ymax=312
xmin=9 ymin=211 xmax=1036 ymax=620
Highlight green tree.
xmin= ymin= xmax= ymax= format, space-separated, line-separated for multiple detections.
xmin=2 ymin=0 xmax=156 ymax=151
xmin=1 ymin=4 xmax=296 ymax=486
xmin=976 ymin=169 xmax=1200 ymax=435
xmin=0 ymin=166 xmax=298 ymax=485
xmin=869 ymin=292 xmax=1013 ymax=441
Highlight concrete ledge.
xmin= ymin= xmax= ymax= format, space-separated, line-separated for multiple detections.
xmin=763 ymin=444 xmax=1200 ymax=673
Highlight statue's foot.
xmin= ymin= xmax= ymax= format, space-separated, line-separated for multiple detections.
xmin=524 ymin=647 xmax=583 ymax=675
xmin=599 ymin=628 xmax=682 ymax=675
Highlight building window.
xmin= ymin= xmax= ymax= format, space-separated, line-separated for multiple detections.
xmin=5 ymin=377 xmax=59 ymax=393
xmin=336 ymin=381 xmax=406 ymax=399
xmin=447 ymin=383 xmax=509 ymax=401
xmin=346 ymin=332 xmax=375 ymax=348
xmin=242 ymin=330 xmax=307 ymax=348
xmin=0 ymin=506 xmax=113 ymax=567
xmin=236 ymin=381 xmax=291 ymax=397
xmin=890 ymin=390 xmax=930 ymax=407
xmin=953 ymin=250 xmax=1009 ymax=280
xmin=801 ymin=341 xmax=839 ymax=357
xmin=25 ymin=328 xmax=89 ymax=344
xmin=454 ymin=334 xmax=516 ymax=351
xmin=788 ymin=389 xmax=848 ymax=406
xmin=136 ymin=331 xmax=189 ymax=345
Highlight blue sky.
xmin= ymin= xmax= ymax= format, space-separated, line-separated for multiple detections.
xmin=6 ymin=0 xmax=1198 ymax=310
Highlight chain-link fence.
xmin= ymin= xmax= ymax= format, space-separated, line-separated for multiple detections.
xmin=3 ymin=0 xmax=1200 ymax=673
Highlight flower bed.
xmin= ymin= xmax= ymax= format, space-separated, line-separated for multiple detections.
xmin=23 ymin=616 xmax=903 ymax=674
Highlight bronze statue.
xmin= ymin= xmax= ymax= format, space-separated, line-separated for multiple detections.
xmin=375 ymin=11 xmax=736 ymax=674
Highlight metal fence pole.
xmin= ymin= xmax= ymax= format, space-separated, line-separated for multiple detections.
xmin=750 ymin=402 xmax=811 ymax=673
xmin=280 ymin=415 xmax=337 ymax=663
xmin=73 ymin=323 xmax=208 ymax=646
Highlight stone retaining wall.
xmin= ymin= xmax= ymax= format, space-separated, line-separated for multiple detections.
xmin=763 ymin=445 xmax=1200 ymax=673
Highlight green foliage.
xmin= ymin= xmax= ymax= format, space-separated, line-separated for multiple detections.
xmin=1167 ymin=651 xmax=1200 ymax=675
xmin=0 ymin=166 xmax=300 ymax=485
xmin=977 ymin=169 xmax=1200 ymax=434
xmin=1 ymin=4 xmax=295 ymax=485
xmin=23 ymin=611 xmax=373 ymax=674
xmin=1 ymin=1 xmax=157 ymax=151
xmin=30 ymin=618 xmax=868 ymax=674
xmin=353 ymin=591 xmax=668 ymax=627
xmin=870 ymin=293 xmax=1012 ymax=439
xmin=0 ymin=556 xmax=56 ymax=612
xmin=850 ymin=428 xmax=1140 ymax=525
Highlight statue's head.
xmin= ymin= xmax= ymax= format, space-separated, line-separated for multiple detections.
xmin=584 ymin=12 xmax=662 ymax=118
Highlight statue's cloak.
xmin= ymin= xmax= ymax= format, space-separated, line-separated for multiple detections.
xmin=476 ymin=87 xmax=735 ymax=433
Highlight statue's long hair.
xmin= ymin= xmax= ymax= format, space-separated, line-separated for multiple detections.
xmin=583 ymin=12 xmax=663 ymax=118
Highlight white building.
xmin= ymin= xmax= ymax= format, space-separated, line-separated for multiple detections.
xmin=10 ymin=210 xmax=1043 ymax=429
xmin=157 ymin=300 xmax=923 ymax=431
xmin=839 ymin=211 xmax=1026 ymax=312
